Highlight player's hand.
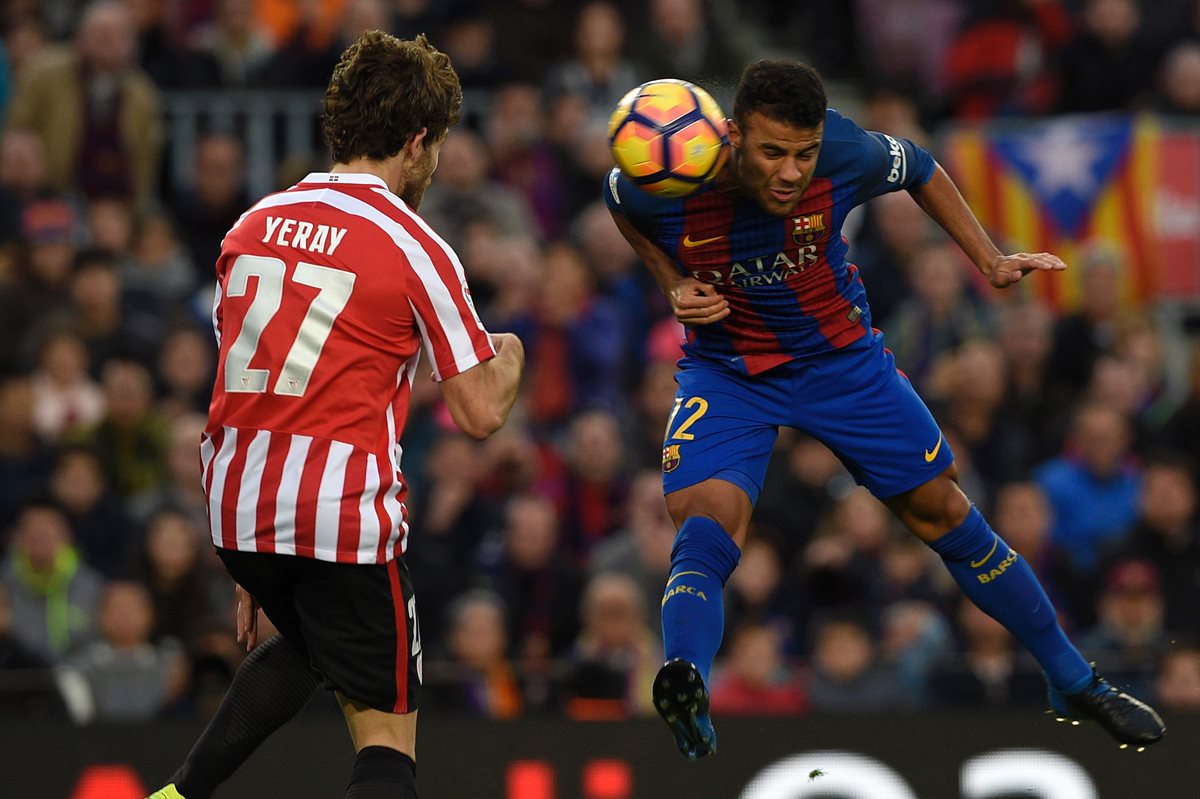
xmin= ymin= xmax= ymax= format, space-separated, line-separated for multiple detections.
xmin=669 ymin=277 xmax=730 ymax=325
xmin=988 ymin=252 xmax=1066 ymax=288
xmin=235 ymin=584 xmax=260 ymax=652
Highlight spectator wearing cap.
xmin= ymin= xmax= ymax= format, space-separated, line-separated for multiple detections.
xmin=1078 ymin=558 xmax=1170 ymax=701
xmin=5 ymin=0 xmax=162 ymax=204
xmin=0 ymin=196 xmax=78 ymax=375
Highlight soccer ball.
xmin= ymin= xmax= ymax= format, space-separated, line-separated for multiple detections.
xmin=608 ymin=79 xmax=729 ymax=198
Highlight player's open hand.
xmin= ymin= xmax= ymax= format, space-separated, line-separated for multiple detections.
xmin=669 ymin=277 xmax=729 ymax=325
xmin=235 ymin=583 xmax=260 ymax=652
xmin=988 ymin=252 xmax=1066 ymax=288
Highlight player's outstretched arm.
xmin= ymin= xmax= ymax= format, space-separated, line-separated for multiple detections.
xmin=609 ymin=209 xmax=730 ymax=325
xmin=909 ymin=163 xmax=1067 ymax=289
xmin=439 ymin=332 xmax=525 ymax=439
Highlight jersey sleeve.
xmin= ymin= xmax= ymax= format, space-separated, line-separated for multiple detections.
xmin=854 ymin=128 xmax=936 ymax=203
xmin=603 ymin=167 xmax=662 ymax=225
xmin=402 ymin=226 xmax=496 ymax=382
xmin=822 ymin=109 xmax=935 ymax=205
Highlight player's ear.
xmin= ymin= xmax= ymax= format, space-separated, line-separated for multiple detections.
xmin=727 ymin=119 xmax=742 ymax=149
xmin=405 ymin=127 xmax=429 ymax=158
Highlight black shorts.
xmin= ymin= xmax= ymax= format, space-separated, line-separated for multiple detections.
xmin=217 ymin=548 xmax=421 ymax=714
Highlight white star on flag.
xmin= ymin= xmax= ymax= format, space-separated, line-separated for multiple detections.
xmin=1020 ymin=122 xmax=1104 ymax=199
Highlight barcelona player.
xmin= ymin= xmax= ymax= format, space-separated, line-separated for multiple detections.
xmin=606 ymin=60 xmax=1165 ymax=759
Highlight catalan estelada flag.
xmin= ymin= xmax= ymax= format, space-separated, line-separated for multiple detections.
xmin=941 ymin=116 xmax=1200 ymax=309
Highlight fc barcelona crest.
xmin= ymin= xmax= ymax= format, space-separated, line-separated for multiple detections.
xmin=662 ymin=443 xmax=682 ymax=473
xmin=793 ymin=213 xmax=825 ymax=244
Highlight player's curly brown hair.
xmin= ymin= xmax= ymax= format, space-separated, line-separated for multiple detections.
xmin=322 ymin=31 xmax=463 ymax=163
xmin=733 ymin=59 xmax=826 ymax=130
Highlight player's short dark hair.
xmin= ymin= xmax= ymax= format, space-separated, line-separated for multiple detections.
xmin=733 ymin=59 xmax=827 ymax=130
xmin=322 ymin=31 xmax=463 ymax=163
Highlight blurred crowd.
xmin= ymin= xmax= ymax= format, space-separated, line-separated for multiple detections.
xmin=2 ymin=0 xmax=1200 ymax=727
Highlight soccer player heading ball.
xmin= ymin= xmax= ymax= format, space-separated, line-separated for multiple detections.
xmin=606 ymin=61 xmax=1165 ymax=759
xmin=147 ymin=32 xmax=524 ymax=799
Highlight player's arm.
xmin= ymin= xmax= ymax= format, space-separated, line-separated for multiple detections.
xmin=909 ymin=163 xmax=1066 ymax=289
xmin=438 ymin=332 xmax=524 ymax=440
xmin=609 ymin=209 xmax=730 ymax=325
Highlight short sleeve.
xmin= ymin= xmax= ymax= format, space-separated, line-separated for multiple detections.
xmin=400 ymin=223 xmax=496 ymax=382
xmin=854 ymin=129 xmax=937 ymax=203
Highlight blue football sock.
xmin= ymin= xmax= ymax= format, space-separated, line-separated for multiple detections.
xmin=660 ymin=516 xmax=741 ymax=685
xmin=929 ymin=506 xmax=1092 ymax=694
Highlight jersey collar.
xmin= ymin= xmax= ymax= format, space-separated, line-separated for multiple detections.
xmin=299 ymin=172 xmax=388 ymax=189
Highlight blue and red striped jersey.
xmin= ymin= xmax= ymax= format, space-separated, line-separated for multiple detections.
xmin=606 ymin=108 xmax=935 ymax=375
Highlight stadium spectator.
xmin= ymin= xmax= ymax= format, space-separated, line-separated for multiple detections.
xmin=623 ymin=358 xmax=679 ymax=472
xmin=419 ymin=129 xmax=538 ymax=253
xmin=849 ymin=190 xmax=933 ymax=326
xmin=5 ymin=0 xmax=163 ymax=204
xmin=134 ymin=509 xmax=227 ymax=648
xmin=46 ymin=444 xmax=133 ymax=579
xmin=631 ymin=0 xmax=745 ymax=85
xmin=502 ymin=242 xmax=627 ymax=431
xmin=1160 ymin=343 xmax=1200 ymax=470
xmin=123 ymin=210 xmax=196 ymax=310
xmin=0 ymin=196 xmax=78 ymax=374
xmin=486 ymin=84 xmax=571 ymax=240
xmin=29 ymin=329 xmax=105 ymax=442
xmin=64 ymin=580 xmax=184 ymax=721
xmin=1154 ymin=643 xmax=1200 ymax=712
xmin=589 ymin=469 xmax=675 ymax=633
xmin=152 ymin=327 xmax=215 ymax=420
xmin=1077 ymin=558 xmax=1170 ymax=701
xmin=991 ymin=480 xmax=1091 ymax=630
xmin=1154 ymin=41 xmax=1200 ymax=114
xmin=189 ymin=0 xmax=275 ymax=88
xmin=563 ymin=571 xmax=658 ymax=719
xmin=929 ymin=340 xmax=1036 ymax=493
xmin=943 ymin=0 xmax=1073 ymax=118
xmin=928 ymin=597 xmax=1046 ymax=707
xmin=70 ymin=249 xmax=161 ymax=373
xmin=0 ymin=377 xmax=55 ymax=529
xmin=70 ymin=359 xmax=171 ymax=499
xmin=476 ymin=493 xmax=584 ymax=661
xmin=168 ymin=133 xmax=249 ymax=285
xmin=426 ymin=589 xmax=523 ymax=719
xmin=1046 ymin=243 xmax=1123 ymax=401
xmin=545 ymin=2 xmax=641 ymax=129
xmin=853 ymin=0 xmax=964 ymax=107
xmin=405 ymin=432 xmax=498 ymax=645
xmin=1035 ymin=401 xmax=1141 ymax=573
xmin=1099 ymin=455 xmax=1200 ymax=636
xmin=997 ymin=301 xmax=1071 ymax=462
xmin=806 ymin=612 xmax=910 ymax=711
xmin=258 ymin=0 xmax=389 ymax=88
xmin=1056 ymin=0 xmax=1160 ymax=113
xmin=709 ymin=620 xmax=807 ymax=716
xmin=882 ymin=242 xmax=992 ymax=393
xmin=126 ymin=413 xmax=209 ymax=530
xmin=753 ymin=432 xmax=849 ymax=566
xmin=0 ymin=499 xmax=103 ymax=663
xmin=0 ymin=580 xmax=66 ymax=719
xmin=555 ymin=409 xmax=631 ymax=560
xmin=879 ymin=599 xmax=952 ymax=703
xmin=723 ymin=534 xmax=795 ymax=653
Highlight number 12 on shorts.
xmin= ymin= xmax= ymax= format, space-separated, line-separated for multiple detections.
xmin=666 ymin=396 xmax=708 ymax=441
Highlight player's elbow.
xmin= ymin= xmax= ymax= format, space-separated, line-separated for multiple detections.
xmin=451 ymin=405 xmax=505 ymax=440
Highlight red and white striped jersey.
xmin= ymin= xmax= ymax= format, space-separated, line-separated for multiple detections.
xmin=202 ymin=172 xmax=495 ymax=563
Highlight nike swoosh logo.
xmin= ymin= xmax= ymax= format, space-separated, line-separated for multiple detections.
xmin=970 ymin=535 xmax=1000 ymax=569
xmin=666 ymin=570 xmax=707 ymax=586
xmin=924 ymin=434 xmax=943 ymax=463
xmin=681 ymin=234 xmax=726 ymax=248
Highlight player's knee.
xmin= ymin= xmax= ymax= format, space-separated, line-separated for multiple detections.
xmin=898 ymin=474 xmax=970 ymax=530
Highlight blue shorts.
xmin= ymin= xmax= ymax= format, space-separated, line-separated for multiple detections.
xmin=661 ymin=332 xmax=954 ymax=503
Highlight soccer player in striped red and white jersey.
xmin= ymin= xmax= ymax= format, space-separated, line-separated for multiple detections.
xmin=148 ymin=32 xmax=524 ymax=799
